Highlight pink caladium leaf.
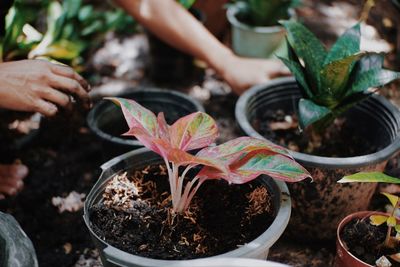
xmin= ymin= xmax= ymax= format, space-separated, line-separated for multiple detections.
xmin=196 ymin=137 xmax=311 ymax=183
xmin=106 ymin=97 xmax=159 ymax=137
xmin=169 ymin=112 xmax=218 ymax=151
xmin=157 ymin=112 xmax=170 ymax=141
xmin=167 ymin=148 xmax=227 ymax=174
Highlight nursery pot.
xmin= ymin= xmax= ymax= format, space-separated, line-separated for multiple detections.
xmin=334 ymin=211 xmax=390 ymax=267
xmin=83 ymin=148 xmax=291 ymax=267
xmin=146 ymin=9 xmax=205 ymax=84
xmin=87 ymin=88 xmax=204 ymax=159
xmin=235 ymin=77 xmax=400 ymax=240
xmin=0 ymin=212 xmax=38 ymax=267
xmin=226 ymin=5 xmax=287 ymax=58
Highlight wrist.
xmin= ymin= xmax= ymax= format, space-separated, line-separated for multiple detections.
xmin=204 ymin=45 xmax=235 ymax=77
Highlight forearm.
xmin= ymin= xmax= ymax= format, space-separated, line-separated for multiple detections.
xmin=114 ymin=0 xmax=233 ymax=75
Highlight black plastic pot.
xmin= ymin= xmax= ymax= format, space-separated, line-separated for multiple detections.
xmin=0 ymin=212 xmax=38 ymax=267
xmin=84 ymin=148 xmax=291 ymax=267
xmin=235 ymin=77 xmax=400 ymax=240
xmin=146 ymin=9 xmax=205 ymax=85
xmin=87 ymin=88 xmax=204 ymax=160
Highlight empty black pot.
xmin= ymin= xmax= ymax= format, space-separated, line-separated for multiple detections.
xmin=87 ymin=88 xmax=204 ymax=160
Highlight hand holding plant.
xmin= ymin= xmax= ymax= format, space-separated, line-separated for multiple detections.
xmin=108 ymin=97 xmax=311 ymax=213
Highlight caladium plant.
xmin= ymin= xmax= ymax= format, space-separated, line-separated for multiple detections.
xmin=339 ymin=172 xmax=400 ymax=263
xmin=108 ymin=97 xmax=311 ymax=213
xmin=279 ymin=21 xmax=400 ymax=130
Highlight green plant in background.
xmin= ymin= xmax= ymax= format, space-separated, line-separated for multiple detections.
xmin=1 ymin=0 xmax=137 ymax=70
xmin=279 ymin=21 xmax=400 ymax=130
xmin=178 ymin=0 xmax=196 ymax=9
xmin=339 ymin=172 xmax=400 ymax=262
xmin=231 ymin=0 xmax=300 ymax=27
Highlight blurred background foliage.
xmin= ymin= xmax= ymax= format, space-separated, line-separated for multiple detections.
xmin=0 ymin=0 xmax=137 ymax=71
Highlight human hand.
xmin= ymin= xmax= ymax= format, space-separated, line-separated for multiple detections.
xmin=0 ymin=60 xmax=91 ymax=117
xmin=219 ymin=55 xmax=290 ymax=95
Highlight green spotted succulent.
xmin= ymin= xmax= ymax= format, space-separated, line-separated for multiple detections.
xmin=279 ymin=21 xmax=400 ymax=130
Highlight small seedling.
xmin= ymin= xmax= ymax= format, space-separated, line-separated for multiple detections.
xmin=108 ymin=97 xmax=311 ymax=213
xmin=339 ymin=172 xmax=400 ymax=263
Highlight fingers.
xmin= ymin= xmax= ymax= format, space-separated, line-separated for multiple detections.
xmin=50 ymin=64 xmax=90 ymax=91
xmin=34 ymin=99 xmax=58 ymax=117
xmin=40 ymin=87 xmax=71 ymax=108
xmin=47 ymin=75 xmax=91 ymax=109
xmin=0 ymin=164 xmax=27 ymax=197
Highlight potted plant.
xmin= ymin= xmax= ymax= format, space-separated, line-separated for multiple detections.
xmin=226 ymin=0 xmax=299 ymax=58
xmin=84 ymin=97 xmax=311 ymax=267
xmin=0 ymin=211 xmax=38 ymax=267
xmin=235 ymin=21 xmax=400 ymax=239
xmin=146 ymin=0 xmax=204 ymax=85
xmin=335 ymin=172 xmax=400 ymax=267
xmin=87 ymin=88 xmax=204 ymax=160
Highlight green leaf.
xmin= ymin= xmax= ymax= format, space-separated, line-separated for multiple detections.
xmin=320 ymin=53 xmax=364 ymax=103
xmin=351 ymin=69 xmax=400 ymax=94
xmin=382 ymin=192 xmax=399 ymax=208
xmin=324 ymin=24 xmax=360 ymax=64
xmin=278 ymin=56 xmax=313 ymax=98
xmin=63 ymin=0 xmax=82 ymax=19
xmin=298 ymin=98 xmax=331 ymax=129
xmin=370 ymin=215 xmax=389 ymax=226
xmin=178 ymin=0 xmax=196 ymax=9
xmin=280 ymin=20 xmax=327 ymax=92
xmin=338 ymin=172 xmax=400 ymax=184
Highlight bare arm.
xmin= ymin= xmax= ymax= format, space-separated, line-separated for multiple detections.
xmin=114 ymin=0 xmax=288 ymax=94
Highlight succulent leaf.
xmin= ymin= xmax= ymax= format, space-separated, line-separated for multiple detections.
xmin=320 ymin=53 xmax=364 ymax=101
xmin=280 ymin=20 xmax=327 ymax=91
xmin=350 ymin=69 xmax=400 ymax=94
xmin=298 ymin=98 xmax=331 ymax=129
xmin=324 ymin=24 xmax=360 ymax=64
xmin=356 ymin=52 xmax=384 ymax=73
xmin=279 ymin=56 xmax=313 ymax=98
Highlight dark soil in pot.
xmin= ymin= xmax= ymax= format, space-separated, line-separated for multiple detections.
xmin=89 ymin=164 xmax=275 ymax=260
xmin=252 ymin=109 xmax=379 ymax=157
xmin=341 ymin=217 xmax=400 ymax=266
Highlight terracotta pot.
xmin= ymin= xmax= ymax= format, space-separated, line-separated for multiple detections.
xmin=334 ymin=211 xmax=391 ymax=267
xmin=235 ymin=77 xmax=400 ymax=240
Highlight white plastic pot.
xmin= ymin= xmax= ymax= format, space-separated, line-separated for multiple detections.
xmin=84 ymin=148 xmax=292 ymax=267
xmin=226 ymin=5 xmax=286 ymax=58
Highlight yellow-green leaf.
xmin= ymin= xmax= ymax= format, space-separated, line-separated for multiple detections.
xmin=382 ymin=192 xmax=399 ymax=208
xmin=338 ymin=172 xmax=400 ymax=184
xmin=370 ymin=215 xmax=388 ymax=226
xmin=387 ymin=216 xmax=397 ymax=227
xmin=395 ymin=225 xmax=400 ymax=233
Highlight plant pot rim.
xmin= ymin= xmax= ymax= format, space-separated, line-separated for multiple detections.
xmin=87 ymin=88 xmax=204 ymax=147
xmin=336 ymin=210 xmax=392 ymax=267
xmin=84 ymin=147 xmax=291 ymax=266
xmin=226 ymin=5 xmax=285 ymax=34
xmin=235 ymin=76 xmax=400 ymax=169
